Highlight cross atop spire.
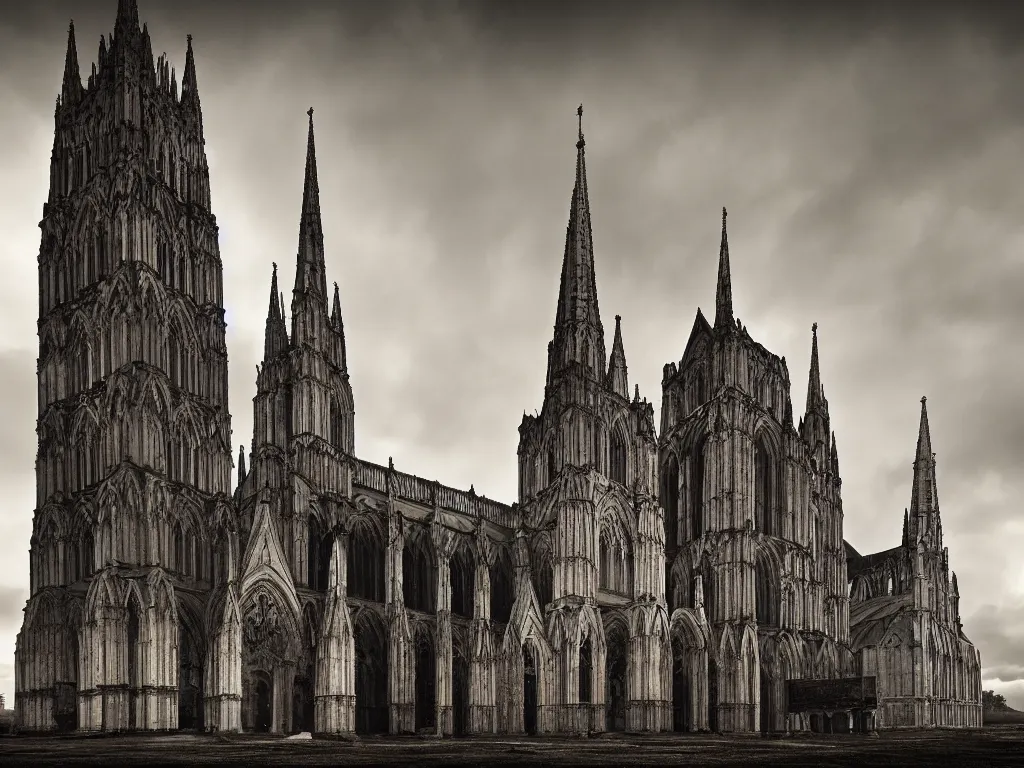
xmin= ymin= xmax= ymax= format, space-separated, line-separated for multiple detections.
xmin=577 ymin=103 xmax=584 ymax=145
xmin=714 ymin=206 xmax=734 ymax=329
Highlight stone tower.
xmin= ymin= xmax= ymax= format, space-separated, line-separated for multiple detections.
xmin=659 ymin=210 xmax=854 ymax=734
xmin=222 ymin=109 xmax=356 ymax=734
xmin=15 ymin=0 xmax=234 ymax=732
xmin=513 ymin=108 xmax=666 ymax=734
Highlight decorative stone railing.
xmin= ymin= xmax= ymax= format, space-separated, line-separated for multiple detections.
xmin=354 ymin=459 xmax=516 ymax=529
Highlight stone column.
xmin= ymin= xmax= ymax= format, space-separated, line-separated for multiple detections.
xmin=314 ymin=532 xmax=356 ymax=734
xmin=386 ymin=498 xmax=414 ymax=734
xmin=431 ymin=518 xmax=456 ymax=736
xmin=469 ymin=527 xmax=497 ymax=733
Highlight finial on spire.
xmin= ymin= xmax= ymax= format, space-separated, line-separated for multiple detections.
xmin=308 ymin=106 xmax=314 ymax=119
xmin=812 ymin=322 xmax=818 ymax=334
xmin=187 ymin=34 xmax=192 ymax=45
xmin=577 ymin=104 xmax=583 ymax=138
xmin=921 ymin=395 xmax=927 ymax=404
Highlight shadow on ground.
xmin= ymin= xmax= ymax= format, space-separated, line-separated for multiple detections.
xmin=1 ymin=726 xmax=1023 ymax=767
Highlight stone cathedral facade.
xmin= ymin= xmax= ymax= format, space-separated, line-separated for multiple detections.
xmin=15 ymin=1 xmax=982 ymax=736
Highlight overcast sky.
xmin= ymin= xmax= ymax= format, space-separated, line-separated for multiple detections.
xmin=1 ymin=0 xmax=1023 ymax=710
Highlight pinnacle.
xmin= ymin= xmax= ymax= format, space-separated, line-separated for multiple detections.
xmin=714 ymin=206 xmax=733 ymax=329
xmin=805 ymin=322 xmax=824 ymax=414
xmin=293 ymin=108 xmax=328 ymax=301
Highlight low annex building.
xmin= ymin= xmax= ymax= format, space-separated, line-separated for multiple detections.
xmin=14 ymin=0 xmax=982 ymax=736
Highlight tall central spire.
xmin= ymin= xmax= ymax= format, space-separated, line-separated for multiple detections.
xmin=293 ymin=107 xmax=328 ymax=302
xmin=549 ymin=104 xmax=604 ymax=379
xmin=714 ymin=207 xmax=734 ymax=329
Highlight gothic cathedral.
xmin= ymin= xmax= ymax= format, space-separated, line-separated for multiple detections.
xmin=15 ymin=1 xmax=982 ymax=736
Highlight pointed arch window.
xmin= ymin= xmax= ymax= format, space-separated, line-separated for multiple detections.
xmin=348 ymin=523 xmax=385 ymax=602
xmin=579 ymin=638 xmax=593 ymax=703
xmin=531 ymin=546 xmax=554 ymax=613
xmin=754 ymin=436 xmax=775 ymax=536
xmin=755 ymin=556 xmax=777 ymax=627
xmin=490 ymin=548 xmax=515 ymax=624
xmin=173 ymin=522 xmax=185 ymax=574
xmin=449 ymin=547 xmax=474 ymax=618
xmin=610 ymin=428 xmax=628 ymax=486
xmin=329 ymin=395 xmax=344 ymax=450
xmin=307 ymin=515 xmax=321 ymax=589
xmin=691 ymin=440 xmax=706 ymax=540
xmin=661 ymin=454 xmax=680 ymax=552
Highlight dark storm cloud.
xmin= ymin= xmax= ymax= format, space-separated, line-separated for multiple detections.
xmin=1 ymin=0 xmax=1024 ymax=705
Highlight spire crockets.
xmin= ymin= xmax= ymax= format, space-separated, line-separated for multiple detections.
xmin=909 ymin=396 xmax=940 ymax=545
xmin=61 ymin=21 xmax=82 ymax=107
xmin=549 ymin=104 xmax=605 ymax=381
xmin=293 ymin=107 xmax=329 ymax=302
xmin=714 ymin=207 xmax=734 ymax=329
xmin=606 ymin=314 xmax=628 ymax=398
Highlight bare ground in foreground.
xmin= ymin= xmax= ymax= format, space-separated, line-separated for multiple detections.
xmin=1 ymin=726 xmax=1022 ymax=767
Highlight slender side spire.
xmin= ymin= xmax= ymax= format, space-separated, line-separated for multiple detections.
xmin=293 ymin=107 xmax=329 ymax=301
xmin=606 ymin=314 xmax=628 ymax=399
xmin=714 ymin=207 xmax=734 ymax=329
xmin=909 ymin=396 xmax=940 ymax=534
xmin=238 ymin=444 xmax=247 ymax=483
xmin=331 ymin=282 xmax=343 ymax=328
xmin=549 ymin=104 xmax=605 ymax=379
xmin=902 ymin=508 xmax=910 ymax=547
xmin=264 ymin=263 xmax=288 ymax=360
xmin=806 ymin=322 xmax=825 ymax=414
xmin=331 ymin=281 xmax=348 ymax=370
xmin=181 ymin=35 xmax=203 ymax=130
xmin=62 ymin=21 xmax=82 ymax=107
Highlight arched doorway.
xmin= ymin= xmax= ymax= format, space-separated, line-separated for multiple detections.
xmin=354 ymin=610 xmax=389 ymax=734
xmin=254 ymin=672 xmax=273 ymax=733
xmin=126 ymin=597 xmax=141 ymax=731
xmin=414 ymin=628 xmax=436 ymax=732
xmin=708 ymin=659 xmax=718 ymax=732
xmin=672 ymin=636 xmax=691 ymax=732
xmin=292 ymin=665 xmax=314 ymax=733
xmin=452 ymin=641 xmax=470 ymax=737
xmin=605 ymin=623 xmax=628 ymax=732
xmin=759 ymin=665 xmax=773 ymax=734
xmin=241 ymin=589 xmax=301 ymax=734
xmin=523 ymin=644 xmax=538 ymax=735
xmin=178 ymin=623 xmax=203 ymax=729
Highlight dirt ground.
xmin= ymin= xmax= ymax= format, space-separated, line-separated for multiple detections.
xmin=1 ymin=726 xmax=1022 ymax=767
